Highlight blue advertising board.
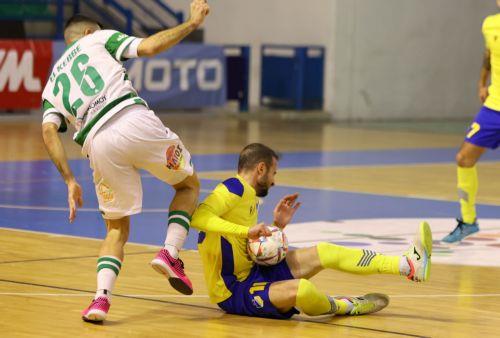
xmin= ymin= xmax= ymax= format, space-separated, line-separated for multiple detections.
xmin=52 ymin=41 xmax=226 ymax=110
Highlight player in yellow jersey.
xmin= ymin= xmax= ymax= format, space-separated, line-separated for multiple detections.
xmin=192 ymin=143 xmax=432 ymax=319
xmin=442 ymin=2 xmax=500 ymax=243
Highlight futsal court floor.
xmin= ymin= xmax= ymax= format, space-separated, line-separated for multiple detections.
xmin=1 ymin=112 xmax=499 ymax=337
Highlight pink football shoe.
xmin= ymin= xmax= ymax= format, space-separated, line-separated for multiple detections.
xmin=81 ymin=297 xmax=110 ymax=322
xmin=151 ymin=248 xmax=193 ymax=295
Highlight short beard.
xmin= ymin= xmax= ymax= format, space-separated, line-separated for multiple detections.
xmin=256 ymin=186 xmax=269 ymax=197
xmin=255 ymin=177 xmax=269 ymax=197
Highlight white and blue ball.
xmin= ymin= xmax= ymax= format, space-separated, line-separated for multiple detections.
xmin=247 ymin=225 xmax=288 ymax=266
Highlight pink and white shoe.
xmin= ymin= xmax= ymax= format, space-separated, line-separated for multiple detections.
xmin=151 ymin=248 xmax=193 ymax=295
xmin=81 ymin=297 xmax=110 ymax=322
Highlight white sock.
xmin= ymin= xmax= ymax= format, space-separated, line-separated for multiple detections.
xmin=399 ymin=256 xmax=411 ymax=276
xmin=96 ymin=256 xmax=121 ymax=301
xmin=164 ymin=211 xmax=190 ymax=259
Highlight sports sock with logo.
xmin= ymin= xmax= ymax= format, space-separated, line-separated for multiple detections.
xmin=317 ymin=242 xmax=401 ymax=275
xmin=457 ymin=166 xmax=478 ymax=224
xmin=295 ymin=279 xmax=350 ymax=315
xmin=164 ymin=210 xmax=191 ymax=259
xmin=95 ymin=255 xmax=122 ymax=300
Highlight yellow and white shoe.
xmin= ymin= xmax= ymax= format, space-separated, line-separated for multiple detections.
xmin=404 ymin=221 xmax=433 ymax=282
xmin=333 ymin=293 xmax=390 ymax=315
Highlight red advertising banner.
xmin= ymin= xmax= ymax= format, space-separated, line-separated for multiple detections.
xmin=0 ymin=40 xmax=52 ymax=109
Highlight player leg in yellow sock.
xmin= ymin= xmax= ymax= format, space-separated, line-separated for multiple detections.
xmin=442 ymin=141 xmax=485 ymax=243
xmin=457 ymin=166 xmax=478 ymax=224
xmin=269 ymin=279 xmax=389 ymax=316
xmin=316 ymin=242 xmax=403 ymax=275
xmin=285 ymin=223 xmax=432 ymax=283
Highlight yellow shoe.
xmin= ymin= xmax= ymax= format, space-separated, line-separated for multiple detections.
xmin=334 ymin=293 xmax=390 ymax=315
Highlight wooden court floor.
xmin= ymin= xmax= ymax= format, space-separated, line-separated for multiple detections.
xmin=1 ymin=113 xmax=500 ymax=337
xmin=1 ymin=229 xmax=499 ymax=338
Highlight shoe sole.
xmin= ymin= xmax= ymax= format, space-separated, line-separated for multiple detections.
xmin=82 ymin=310 xmax=106 ymax=323
xmin=151 ymin=260 xmax=193 ymax=295
xmin=419 ymin=221 xmax=433 ymax=281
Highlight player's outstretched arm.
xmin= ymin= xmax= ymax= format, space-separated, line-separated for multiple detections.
xmin=42 ymin=123 xmax=83 ymax=223
xmin=137 ymin=0 xmax=210 ymax=57
xmin=478 ymin=48 xmax=491 ymax=103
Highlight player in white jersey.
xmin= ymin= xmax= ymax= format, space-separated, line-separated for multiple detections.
xmin=41 ymin=0 xmax=210 ymax=323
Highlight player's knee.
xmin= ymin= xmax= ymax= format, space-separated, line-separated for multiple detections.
xmin=278 ymin=279 xmax=301 ymax=305
xmin=105 ymin=228 xmax=128 ymax=246
xmin=175 ymin=173 xmax=200 ymax=195
xmin=456 ymin=152 xmax=476 ymax=168
xmin=295 ymin=279 xmax=312 ymax=300
xmin=105 ymin=219 xmax=130 ymax=244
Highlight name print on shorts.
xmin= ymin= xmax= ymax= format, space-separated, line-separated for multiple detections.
xmin=166 ymin=144 xmax=184 ymax=170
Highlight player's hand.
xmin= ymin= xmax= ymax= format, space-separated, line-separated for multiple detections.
xmin=273 ymin=193 xmax=301 ymax=229
xmin=479 ymin=86 xmax=489 ymax=103
xmin=67 ymin=179 xmax=83 ymax=223
xmin=189 ymin=0 xmax=210 ymax=27
xmin=248 ymin=223 xmax=272 ymax=240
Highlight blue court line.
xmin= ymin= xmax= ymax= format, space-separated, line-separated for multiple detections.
xmin=1 ymin=177 xmax=499 ymax=250
xmin=1 ymin=147 xmax=499 ymax=250
xmin=1 ymin=148 xmax=500 ymax=183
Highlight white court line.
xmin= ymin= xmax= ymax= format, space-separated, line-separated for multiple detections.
xmin=0 ymin=193 xmax=212 ymax=213
xmin=1 ymin=292 xmax=499 ymax=298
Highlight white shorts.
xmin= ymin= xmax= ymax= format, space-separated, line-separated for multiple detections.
xmin=88 ymin=105 xmax=194 ymax=220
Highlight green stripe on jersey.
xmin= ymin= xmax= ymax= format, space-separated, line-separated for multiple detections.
xmin=97 ymin=256 xmax=122 ymax=269
xmin=73 ymin=93 xmax=146 ymax=146
xmin=105 ymin=32 xmax=130 ymax=60
xmin=43 ymin=99 xmax=68 ymax=133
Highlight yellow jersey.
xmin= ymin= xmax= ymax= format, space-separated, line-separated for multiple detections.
xmin=191 ymin=175 xmax=259 ymax=303
xmin=483 ymin=13 xmax=500 ymax=111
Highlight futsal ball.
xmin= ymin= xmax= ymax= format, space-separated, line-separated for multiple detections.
xmin=247 ymin=225 xmax=288 ymax=266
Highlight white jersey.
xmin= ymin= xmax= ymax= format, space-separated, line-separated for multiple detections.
xmin=41 ymin=30 xmax=145 ymax=155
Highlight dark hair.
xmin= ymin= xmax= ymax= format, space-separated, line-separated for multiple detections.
xmin=238 ymin=143 xmax=279 ymax=172
xmin=64 ymin=14 xmax=102 ymax=30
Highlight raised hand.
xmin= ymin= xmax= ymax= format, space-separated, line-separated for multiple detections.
xmin=273 ymin=193 xmax=301 ymax=229
xmin=189 ymin=0 xmax=210 ymax=27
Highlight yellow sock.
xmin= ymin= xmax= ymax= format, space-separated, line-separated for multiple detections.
xmin=295 ymin=279 xmax=337 ymax=316
xmin=296 ymin=279 xmax=344 ymax=316
xmin=317 ymin=242 xmax=400 ymax=275
xmin=457 ymin=166 xmax=478 ymax=224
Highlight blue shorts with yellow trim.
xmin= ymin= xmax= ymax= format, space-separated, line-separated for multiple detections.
xmin=217 ymin=260 xmax=300 ymax=319
xmin=465 ymin=106 xmax=500 ymax=149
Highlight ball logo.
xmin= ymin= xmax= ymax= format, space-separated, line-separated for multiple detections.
xmin=166 ymin=144 xmax=184 ymax=170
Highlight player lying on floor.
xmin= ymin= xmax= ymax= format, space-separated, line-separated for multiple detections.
xmin=191 ymin=143 xmax=432 ymax=319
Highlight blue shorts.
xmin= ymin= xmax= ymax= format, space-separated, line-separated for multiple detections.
xmin=217 ymin=260 xmax=300 ymax=320
xmin=465 ymin=106 xmax=500 ymax=149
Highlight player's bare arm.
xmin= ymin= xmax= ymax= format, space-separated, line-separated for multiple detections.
xmin=42 ymin=122 xmax=83 ymax=223
xmin=273 ymin=193 xmax=301 ymax=229
xmin=137 ymin=0 xmax=210 ymax=57
xmin=479 ymin=49 xmax=491 ymax=103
